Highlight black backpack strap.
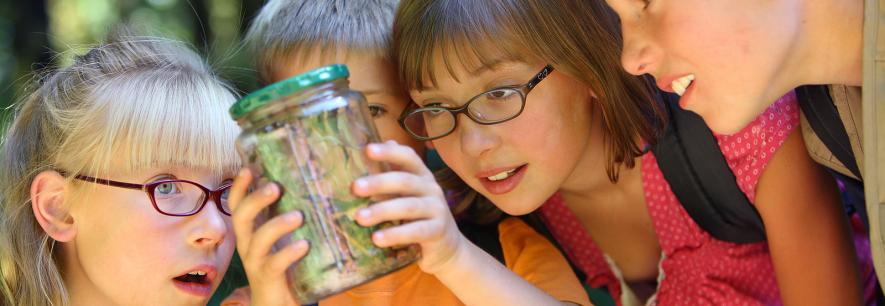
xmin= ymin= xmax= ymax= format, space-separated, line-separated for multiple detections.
xmin=651 ymin=92 xmax=766 ymax=243
xmin=794 ymin=85 xmax=863 ymax=180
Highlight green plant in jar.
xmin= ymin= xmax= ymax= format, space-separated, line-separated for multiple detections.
xmin=230 ymin=65 xmax=418 ymax=304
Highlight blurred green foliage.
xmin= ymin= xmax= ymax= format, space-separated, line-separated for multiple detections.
xmin=0 ymin=0 xmax=263 ymax=121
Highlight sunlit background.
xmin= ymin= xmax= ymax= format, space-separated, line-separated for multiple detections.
xmin=0 ymin=0 xmax=261 ymax=304
xmin=0 ymin=0 xmax=263 ymax=122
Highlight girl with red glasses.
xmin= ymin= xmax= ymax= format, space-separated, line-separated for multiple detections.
xmin=0 ymin=31 xmax=241 ymax=306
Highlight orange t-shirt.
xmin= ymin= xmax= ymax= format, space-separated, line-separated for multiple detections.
xmin=320 ymin=217 xmax=591 ymax=306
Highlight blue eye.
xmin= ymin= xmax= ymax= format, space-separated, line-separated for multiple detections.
xmin=155 ymin=182 xmax=180 ymax=196
xmin=219 ymin=182 xmax=233 ymax=202
xmin=220 ymin=188 xmax=230 ymax=201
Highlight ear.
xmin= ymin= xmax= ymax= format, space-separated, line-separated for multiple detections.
xmin=31 ymin=170 xmax=76 ymax=242
xmin=588 ymin=87 xmax=599 ymax=99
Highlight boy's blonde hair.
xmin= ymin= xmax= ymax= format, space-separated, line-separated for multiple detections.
xmin=0 ymin=31 xmax=240 ymax=306
xmin=245 ymin=0 xmax=400 ymax=84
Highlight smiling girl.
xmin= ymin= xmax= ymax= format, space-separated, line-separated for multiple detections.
xmin=391 ymin=0 xmax=866 ymax=305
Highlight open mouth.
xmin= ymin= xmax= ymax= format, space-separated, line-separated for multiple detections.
xmin=173 ymin=271 xmax=210 ymax=285
xmin=672 ymin=74 xmax=695 ymax=96
xmin=478 ymin=164 xmax=528 ymax=195
xmin=172 ymin=269 xmax=215 ymax=297
xmin=485 ymin=166 xmax=523 ymax=182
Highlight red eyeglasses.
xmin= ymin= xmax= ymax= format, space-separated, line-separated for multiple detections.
xmin=73 ymin=175 xmax=233 ymax=217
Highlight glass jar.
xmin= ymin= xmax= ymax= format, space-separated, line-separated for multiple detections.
xmin=230 ymin=64 xmax=419 ymax=304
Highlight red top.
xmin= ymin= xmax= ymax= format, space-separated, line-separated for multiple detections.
xmin=540 ymin=93 xmax=800 ymax=305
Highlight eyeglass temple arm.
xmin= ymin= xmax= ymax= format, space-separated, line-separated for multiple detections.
xmin=73 ymin=174 xmax=145 ymax=190
xmin=526 ymin=65 xmax=555 ymax=91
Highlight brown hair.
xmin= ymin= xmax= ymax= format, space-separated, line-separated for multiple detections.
xmin=393 ymin=0 xmax=663 ymax=181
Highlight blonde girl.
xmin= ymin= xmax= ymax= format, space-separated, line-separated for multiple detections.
xmin=0 ymin=32 xmax=241 ymax=306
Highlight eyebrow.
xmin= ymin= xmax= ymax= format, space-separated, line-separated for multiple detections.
xmin=467 ymin=59 xmax=507 ymax=75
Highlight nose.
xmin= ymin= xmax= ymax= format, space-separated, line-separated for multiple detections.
xmin=620 ymin=24 xmax=659 ymax=76
xmin=188 ymin=199 xmax=229 ymax=249
xmin=457 ymin=117 xmax=501 ymax=158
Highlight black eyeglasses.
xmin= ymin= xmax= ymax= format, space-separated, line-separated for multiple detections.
xmin=73 ymin=175 xmax=233 ymax=217
xmin=398 ymin=65 xmax=554 ymax=141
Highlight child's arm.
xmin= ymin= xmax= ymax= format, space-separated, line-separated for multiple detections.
xmin=353 ymin=141 xmax=577 ymax=306
xmin=498 ymin=218 xmax=591 ymax=305
xmin=755 ymin=129 xmax=863 ymax=305
xmin=220 ymin=286 xmax=252 ymax=306
xmin=228 ymin=169 xmax=305 ymax=306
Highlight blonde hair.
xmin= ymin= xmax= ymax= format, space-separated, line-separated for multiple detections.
xmin=0 ymin=31 xmax=241 ymax=306
xmin=245 ymin=0 xmax=400 ymax=84
xmin=394 ymin=0 xmax=663 ymax=181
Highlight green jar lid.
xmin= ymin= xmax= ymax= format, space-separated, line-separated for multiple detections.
xmin=230 ymin=64 xmax=350 ymax=119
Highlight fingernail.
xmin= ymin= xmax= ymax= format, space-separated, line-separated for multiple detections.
xmin=295 ymin=239 xmax=309 ymax=249
xmin=263 ymin=183 xmax=277 ymax=195
xmin=357 ymin=208 xmax=371 ymax=219
xmin=368 ymin=144 xmax=381 ymax=155
xmin=285 ymin=211 xmax=300 ymax=222
xmin=354 ymin=179 xmax=368 ymax=191
xmin=238 ymin=168 xmax=249 ymax=178
xmin=373 ymin=232 xmax=385 ymax=244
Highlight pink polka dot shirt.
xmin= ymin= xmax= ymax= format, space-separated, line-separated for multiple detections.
xmin=539 ymin=93 xmax=801 ymax=305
